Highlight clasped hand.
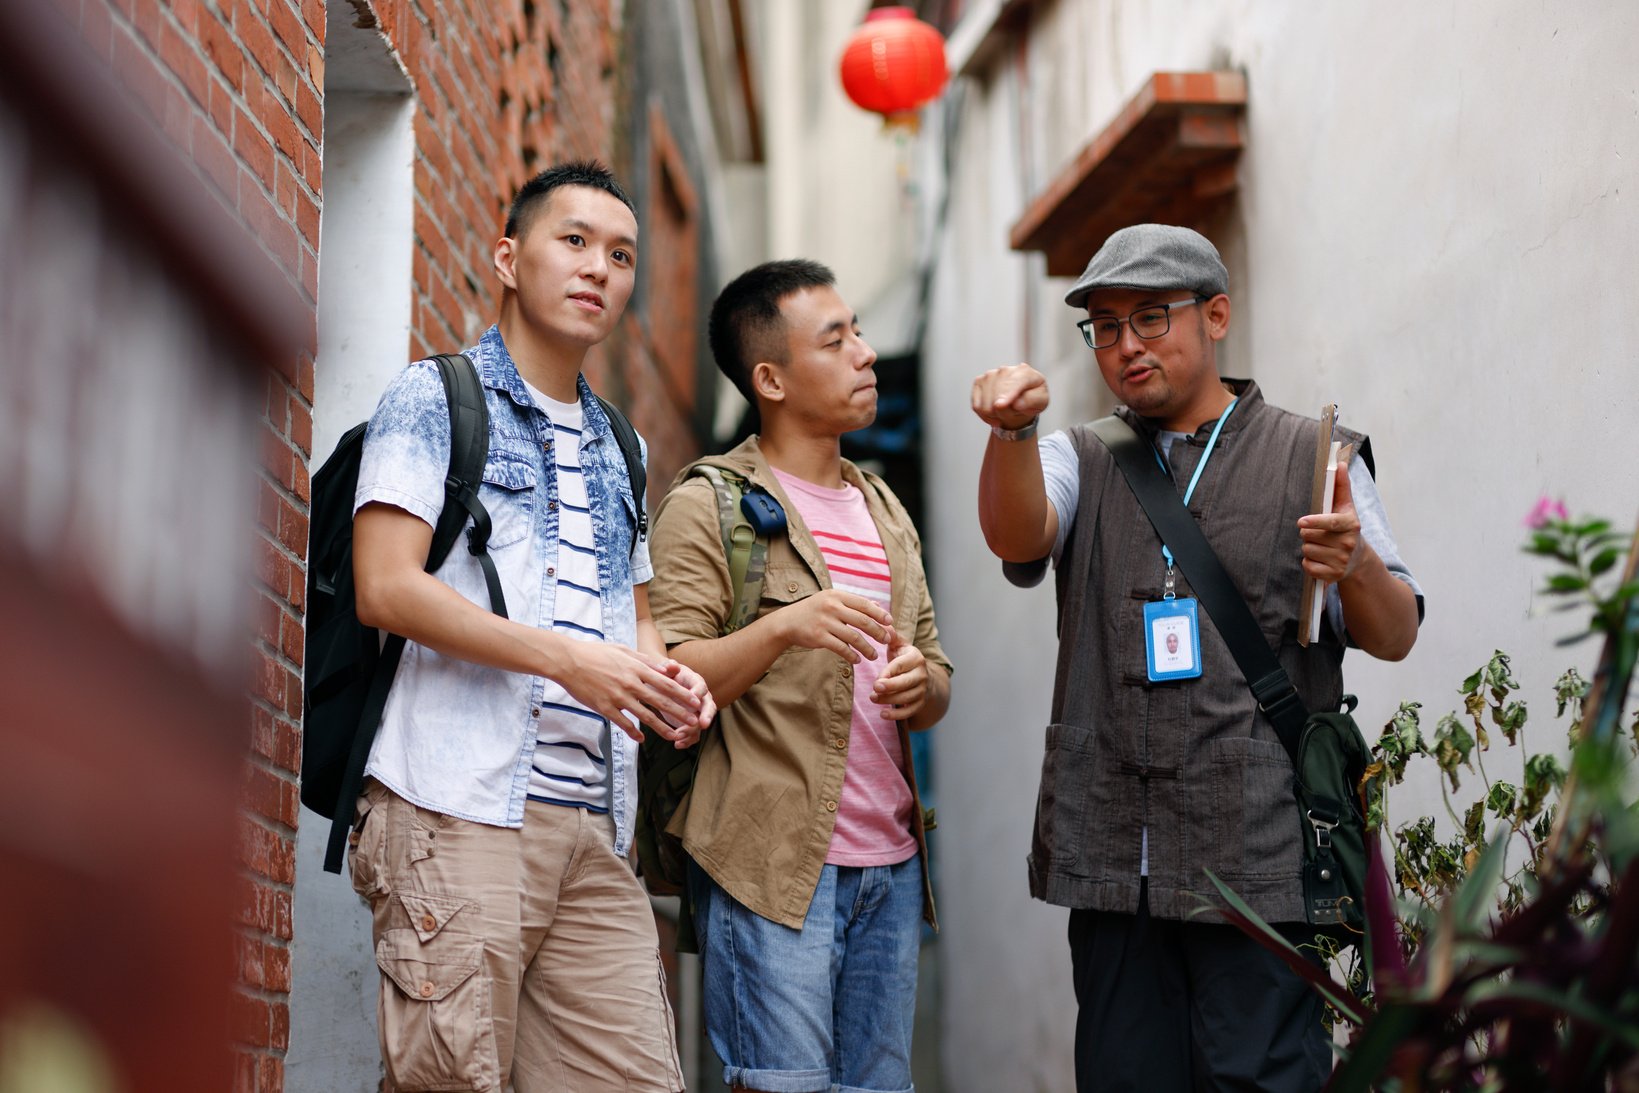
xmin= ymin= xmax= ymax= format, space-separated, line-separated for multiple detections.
xmin=774 ymin=589 xmax=929 ymax=721
xmin=560 ymin=641 xmax=717 ymax=747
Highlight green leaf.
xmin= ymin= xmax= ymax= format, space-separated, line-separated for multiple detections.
xmin=1486 ymin=781 xmax=1518 ymax=816
xmin=1453 ymin=829 xmax=1510 ymax=932
xmin=1200 ymin=871 xmax=1369 ymax=1023
xmin=1527 ymin=531 xmax=1562 ymax=555
xmin=1589 ymin=546 xmax=1622 ymax=575
xmin=1546 ymin=574 xmax=1589 ymax=593
xmin=1326 ymin=1004 xmax=1423 ymax=1093
xmin=1460 ymin=666 xmax=1483 ymax=695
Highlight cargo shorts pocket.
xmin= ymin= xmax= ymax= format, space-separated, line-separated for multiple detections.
xmin=375 ymin=926 xmax=498 ymax=1092
xmin=348 ymin=797 xmax=390 ymax=904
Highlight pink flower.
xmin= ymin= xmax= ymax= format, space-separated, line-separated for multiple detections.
xmin=1524 ymin=496 xmax=1570 ymax=529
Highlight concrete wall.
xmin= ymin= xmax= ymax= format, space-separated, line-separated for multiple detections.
xmin=919 ymin=2 xmax=1639 ymax=1089
xmin=288 ymin=13 xmax=416 ymax=1089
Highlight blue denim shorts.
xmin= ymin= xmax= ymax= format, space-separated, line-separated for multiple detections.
xmin=690 ymin=855 xmax=923 ymax=1093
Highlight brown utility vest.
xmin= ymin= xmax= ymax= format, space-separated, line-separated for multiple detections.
xmin=1028 ymin=380 xmax=1366 ymax=925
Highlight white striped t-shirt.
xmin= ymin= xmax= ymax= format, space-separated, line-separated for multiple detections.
xmin=524 ymin=383 xmax=609 ymax=813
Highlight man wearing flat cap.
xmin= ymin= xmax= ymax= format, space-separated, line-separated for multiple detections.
xmin=971 ymin=224 xmax=1422 ymax=1091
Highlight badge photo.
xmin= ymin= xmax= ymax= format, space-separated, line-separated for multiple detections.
xmin=1144 ymin=597 xmax=1203 ymax=682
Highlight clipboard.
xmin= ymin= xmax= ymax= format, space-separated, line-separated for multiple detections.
xmin=1297 ymin=404 xmax=1351 ymax=646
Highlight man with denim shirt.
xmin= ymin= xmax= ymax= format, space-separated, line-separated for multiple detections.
xmin=348 ymin=161 xmax=711 ymax=1093
xmin=648 ymin=260 xmax=952 ymax=1093
xmin=972 ymin=225 xmax=1422 ymax=1091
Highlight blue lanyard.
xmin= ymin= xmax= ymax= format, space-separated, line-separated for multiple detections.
xmin=1156 ymin=398 xmax=1238 ymax=589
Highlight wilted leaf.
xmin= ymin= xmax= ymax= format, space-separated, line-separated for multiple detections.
xmin=1486 ymin=781 xmax=1518 ymax=816
xmin=1483 ymin=651 xmax=1519 ymax=701
xmin=1463 ymin=799 xmax=1486 ymax=844
xmin=1520 ymin=754 xmax=1566 ymax=819
xmin=1495 ymin=700 xmax=1528 ymax=746
xmin=1433 ymin=713 xmax=1474 ymax=791
xmin=1554 ymin=667 xmax=1589 ymax=719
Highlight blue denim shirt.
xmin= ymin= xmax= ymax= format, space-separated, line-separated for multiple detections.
xmin=354 ymin=326 xmax=651 ymax=850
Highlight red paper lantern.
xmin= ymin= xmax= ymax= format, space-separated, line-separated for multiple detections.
xmin=839 ymin=6 xmax=949 ymax=124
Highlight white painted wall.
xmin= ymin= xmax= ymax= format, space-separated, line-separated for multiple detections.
xmin=287 ymin=13 xmax=416 ymax=1090
xmin=913 ymin=3 xmax=1639 ymax=1090
xmin=762 ymin=0 xmax=921 ymax=305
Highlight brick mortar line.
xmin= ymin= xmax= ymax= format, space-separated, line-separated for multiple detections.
xmin=233 ymin=1 xmax=325 ymax=105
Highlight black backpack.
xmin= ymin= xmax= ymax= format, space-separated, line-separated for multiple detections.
xmin=301 ymin=352 xmax=647 ymax=874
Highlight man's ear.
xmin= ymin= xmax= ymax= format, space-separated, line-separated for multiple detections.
xmin=751 ymin=361 xmax=785 ymax=405
xmin=1204 ymin=293 xmax=1231 ymax=340
xmin=494 ymin=237 xmax=519 ymax=290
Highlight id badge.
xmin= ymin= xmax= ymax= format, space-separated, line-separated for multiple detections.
xmin=1144 ymin=598 xmax=1203 ymax=682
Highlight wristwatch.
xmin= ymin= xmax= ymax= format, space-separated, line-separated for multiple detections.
xmin=991 ymin=416 xmax=1040 ymax=441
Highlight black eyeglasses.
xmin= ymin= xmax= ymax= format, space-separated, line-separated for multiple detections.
xmin=1076 ymin=297 xmax=1207 ymax=350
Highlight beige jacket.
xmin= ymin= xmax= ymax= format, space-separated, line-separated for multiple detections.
xmin=646 ymin=436 xmax=952 ymax=929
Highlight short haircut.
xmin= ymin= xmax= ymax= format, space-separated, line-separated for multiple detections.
xmin=504 ymin=160 xmax=635 ymax=239
xmin=708 ymin=259 xmax=836 ymax=406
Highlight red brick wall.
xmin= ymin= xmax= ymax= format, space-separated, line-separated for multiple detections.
xmin=51 ymin=0 xmax=320 ymax=1088
xmin=47 ymin=0 xmax=707 ymax=1085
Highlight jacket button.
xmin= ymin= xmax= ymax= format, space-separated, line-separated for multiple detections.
xmin=787 ymin=582 xmax=799 ymax=593
xmin=549 ymin=500 xmax=558 ymax=512
xmin=533 ymin=708 xmax=541 ymax=717
xmin=547 ymin=566 xmax=556 ymax=577
xmin=825 ymin=800 xmax=837 ymax=812
xmin=419 ymin=981 xmax=435 ymax=998
xmin=834 ymin=738 xmax=846 ymax=750
xmin=420 ymin=914 xmax=437 ymax=932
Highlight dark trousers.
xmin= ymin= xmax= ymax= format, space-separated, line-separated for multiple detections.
xmin=1068 ymin=886 xmax=1331 ymax=1093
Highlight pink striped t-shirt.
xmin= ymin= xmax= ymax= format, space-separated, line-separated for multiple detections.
xmin=770 ymin=468 xmax=917 ymax=867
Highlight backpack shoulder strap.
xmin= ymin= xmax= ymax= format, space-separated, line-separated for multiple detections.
xmin=430 ymin=353 xmax=506 ymax=617
xmin=689 ymin=465 xmax=780 ymax=634
xmin=595 ymin=395 xmax=647 ymax=552
xmin=321 ymin=353 xmax=501 ymax=874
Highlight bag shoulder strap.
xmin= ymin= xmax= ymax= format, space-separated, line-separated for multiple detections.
xmin=1087 ymin=414 xmax=1308 ymax=761
xmin=689 ymin=465 xmax=775 ymax=633
xmin=595 ymin=395 xmax=648 ymax=552
xmin=430 ymin=353 xmax=506 ymax=617
xmin=321 ymin=353 xmax=501 ymax=874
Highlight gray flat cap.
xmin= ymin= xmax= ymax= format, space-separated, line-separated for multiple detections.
xmin=1063 ymin=224 xmax=1228 ymax=309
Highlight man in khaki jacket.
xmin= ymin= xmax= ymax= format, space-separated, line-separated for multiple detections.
xmin=648 ymin=259 xmax=952 ymax=1093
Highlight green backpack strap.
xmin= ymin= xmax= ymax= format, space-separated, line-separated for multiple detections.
xmin=692 ymin=465 xmax=768 ymax=633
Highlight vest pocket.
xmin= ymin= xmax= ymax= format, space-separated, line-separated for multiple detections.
xmin=1205 ymin=736 xmax=1301 ymax=881
xmin=1033 ymin=722 xmax=1099 ymax=874
xmin=374 ymin=927 xmax=499 ymax=1092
